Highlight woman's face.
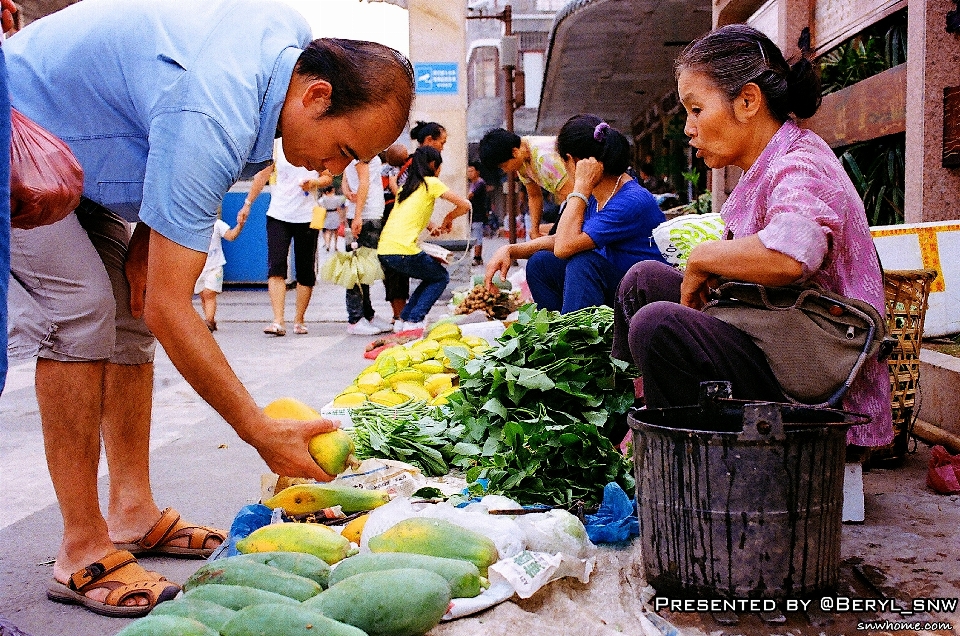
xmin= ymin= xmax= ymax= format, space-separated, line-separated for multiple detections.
xmin=678 ymin=69 xmax=748 ymax=170
xmin=423 ymin=130 xmax=447 ymax=152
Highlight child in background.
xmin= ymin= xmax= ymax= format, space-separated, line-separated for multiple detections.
xmin=467 ymin=161 xmax=491 ymax=266
xmin=195 ymin=207 xmax=248 ymax=331
xmin=477 ymin=129 xmax=572 ymax=239
xmin=319 ymin=185 xmax=345 ymax=252
xmin=377 ymin=146 xmax=471 ymax=332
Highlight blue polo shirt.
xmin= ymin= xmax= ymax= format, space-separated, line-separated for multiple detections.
xmin=582 ymin=179 xmax=667 ymax=277
xmin=5 ymin=0 xmax=311 ymax=252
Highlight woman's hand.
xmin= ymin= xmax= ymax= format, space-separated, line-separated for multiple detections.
xmin=484 ymin=244 xmax=513 ymax=293
xmin=572 ymin=157 xmax=605 ymax=196
xmin=680 ymin=267 xmax=717 ymax=310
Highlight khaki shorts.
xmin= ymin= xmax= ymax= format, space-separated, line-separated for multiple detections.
xmin=8 ymin=199 xmax=156 ymax=365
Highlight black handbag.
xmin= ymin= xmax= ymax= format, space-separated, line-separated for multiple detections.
xmin=702 ymin=280 xmax=893 ymax=407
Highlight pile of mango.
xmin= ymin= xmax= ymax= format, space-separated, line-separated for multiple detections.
xmin=117 ymin=483 xmax=500 ymax=636
xmin=333 ymin=323 xmax=489 ymax=409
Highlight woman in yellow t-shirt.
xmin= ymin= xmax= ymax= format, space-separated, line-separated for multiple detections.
xmin=377 ymin=146 xmax=471 ymax=331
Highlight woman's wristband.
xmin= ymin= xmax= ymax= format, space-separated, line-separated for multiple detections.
xmin=566 ymin=192 xmax=589 ymax=207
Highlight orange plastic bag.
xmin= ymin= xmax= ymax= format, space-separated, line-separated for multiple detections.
xmin=926 ymin=445 xmax=960 ymax=494
xmin=10 ymin=108 xmax=84 ymax=230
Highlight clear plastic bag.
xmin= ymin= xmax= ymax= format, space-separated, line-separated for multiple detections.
xmin=10 ymin=108 xmax=84 ymax=230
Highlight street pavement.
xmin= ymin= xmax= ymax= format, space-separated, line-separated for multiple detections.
xmin=0 ymin=236 xmax=958 ymax=635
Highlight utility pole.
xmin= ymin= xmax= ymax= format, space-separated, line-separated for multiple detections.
xmin=467 ymin=3 xmax=520 ymax=245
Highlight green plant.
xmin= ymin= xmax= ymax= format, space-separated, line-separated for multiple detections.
xmin=681 ymin=191 xmax=713 ymax=215
xmin=840 ymin=134 xmax=905 ymax=226
xmin=819 ymin=11 xmax=907 ymax=226
xmin=819 ymin=11 xmax=907 ymax=94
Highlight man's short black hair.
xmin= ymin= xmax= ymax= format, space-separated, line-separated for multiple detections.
xmin=477 ymin=128 xmax=521 ymax=172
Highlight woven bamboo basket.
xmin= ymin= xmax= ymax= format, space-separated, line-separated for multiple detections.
xmin=870 ymin=269 xmax=938 ymax=464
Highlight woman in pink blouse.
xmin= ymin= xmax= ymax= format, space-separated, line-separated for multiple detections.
xmin=611 ymin=24 xmax=892 ymax=449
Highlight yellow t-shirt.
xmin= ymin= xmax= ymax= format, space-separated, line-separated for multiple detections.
xmin=377 ymin=176 xmax=449 ymax=256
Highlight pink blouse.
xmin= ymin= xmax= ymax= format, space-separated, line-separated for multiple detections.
xmin=721 ymin=120 xmax=892 ymax=447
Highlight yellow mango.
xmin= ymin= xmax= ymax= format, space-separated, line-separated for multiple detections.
xmin=411 ymin=339 xmax=441 ymax=357
xmin=308 ymin=430 xmax=361 ymax=475
xmin=426 ymin=323 xmax=462 ymax=341
xmin=340 ymin=513 xmax=369 ymax=544
xmin=414 ymin=359 xmax=445 ymax=375
xmin=424 ymin=373 xmax=455 ymax=397
xmin=394 ymin=381 xmax=433 ymax=402
xmin=236 ymin=523 xmax=354 ymax=565
xmin=386 ymin=369 xmax=425 ymax=387
xmin=332 ymin=392 xmax=367 ymax=408
xmin=264 ymin=484 xmax=389 ymax=515
xmin=356 ymin=372 xmax=384 ymax=395
xmin=368 ymin=389 xmax=409 ymax=407
xmin=406 ymin=348 xmax=426 ymax=364
xmin=460 ymin=335 xmax=489 ymax=348
xmin=368 ymin=517 xmax=498 ymax=575
xmin=264 ymin=397 xmax=321 ymax=420
xmin=430 ymin=387 xmax=459 ymax=406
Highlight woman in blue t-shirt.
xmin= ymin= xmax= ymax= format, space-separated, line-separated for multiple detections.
xmin=484 ymin=114 xmax=666 ymax=313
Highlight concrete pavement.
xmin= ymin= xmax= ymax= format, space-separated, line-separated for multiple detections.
xmin=0 ymin=238 xmax=958 ymax=635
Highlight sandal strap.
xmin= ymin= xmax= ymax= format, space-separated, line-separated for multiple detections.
xmin=137 ymin=508 xmax=182 ymax=550
xmin=68 ymin=550 xmax=138 ymax=592
xmin=104 ymin=578 xmax=176 ymax=607
xmin=166 ymin=524 xmax=226 ymax=550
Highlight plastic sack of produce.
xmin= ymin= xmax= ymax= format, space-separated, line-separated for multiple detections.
xmin=319 ymin=247 xmax=383 ymax=288
xmin=652 ymin=212 xmax=725 ymax=269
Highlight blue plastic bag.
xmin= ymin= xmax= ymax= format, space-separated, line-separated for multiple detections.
xmin=219 ymin=503 xmax=273 ymax=558
xmin=584 ymin=482 xmax=639 ymax=543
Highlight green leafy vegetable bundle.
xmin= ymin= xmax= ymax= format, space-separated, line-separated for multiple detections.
xmin=348 ymin=401 xmax=461 ymax=476
xmin=445 ymin=304 xmax=637 ymax=506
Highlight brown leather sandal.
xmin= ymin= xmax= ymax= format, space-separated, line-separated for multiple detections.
xmin=46 ymin=550 xmax=179 ymax=618
xmin=113 ymin=508 xmax=225 ymax=558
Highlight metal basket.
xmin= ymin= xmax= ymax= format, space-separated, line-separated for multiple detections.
xmin=871 ymin=269 xmax=938 ymax=463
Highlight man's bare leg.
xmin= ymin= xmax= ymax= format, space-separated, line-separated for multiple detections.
xmin=100 ymin=362 xmax=163 ymax=544
xmin=37 ymin=359 xmax=143 ymax=606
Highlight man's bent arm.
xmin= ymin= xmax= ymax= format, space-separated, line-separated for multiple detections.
xmin=142 ymin=230 xmax=337 ymax=480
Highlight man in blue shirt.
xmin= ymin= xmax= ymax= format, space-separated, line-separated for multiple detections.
xmin=5 ymin=0 xmax=413 ymax=617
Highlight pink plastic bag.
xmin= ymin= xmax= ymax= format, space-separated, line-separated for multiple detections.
xmin=10 ymin=108 xmax=84 ymax=230
xmin=926 ymin=445 xmax=960 ymax=495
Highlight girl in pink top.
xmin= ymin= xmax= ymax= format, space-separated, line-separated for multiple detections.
xmin=611 ymin=24 xmax=892 ymax=448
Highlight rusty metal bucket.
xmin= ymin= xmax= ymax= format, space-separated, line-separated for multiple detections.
xmin=628 ymin=382 xmax=869 ymax=600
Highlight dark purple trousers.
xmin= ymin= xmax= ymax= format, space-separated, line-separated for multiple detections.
xmin=611 ymin=261 xmax=787 ymax=408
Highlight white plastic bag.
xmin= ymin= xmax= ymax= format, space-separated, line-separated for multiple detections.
xmin=652 ymin=212 xmax=725 ymax=269
xmin=515 ymin=509 xmax=595 ymax=560
xmin=488 ymin=550 xmax=594 ymax=599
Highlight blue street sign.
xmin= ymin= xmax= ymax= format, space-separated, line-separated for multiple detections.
xmin=414 ymin=62 xmax=459 ymax=95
